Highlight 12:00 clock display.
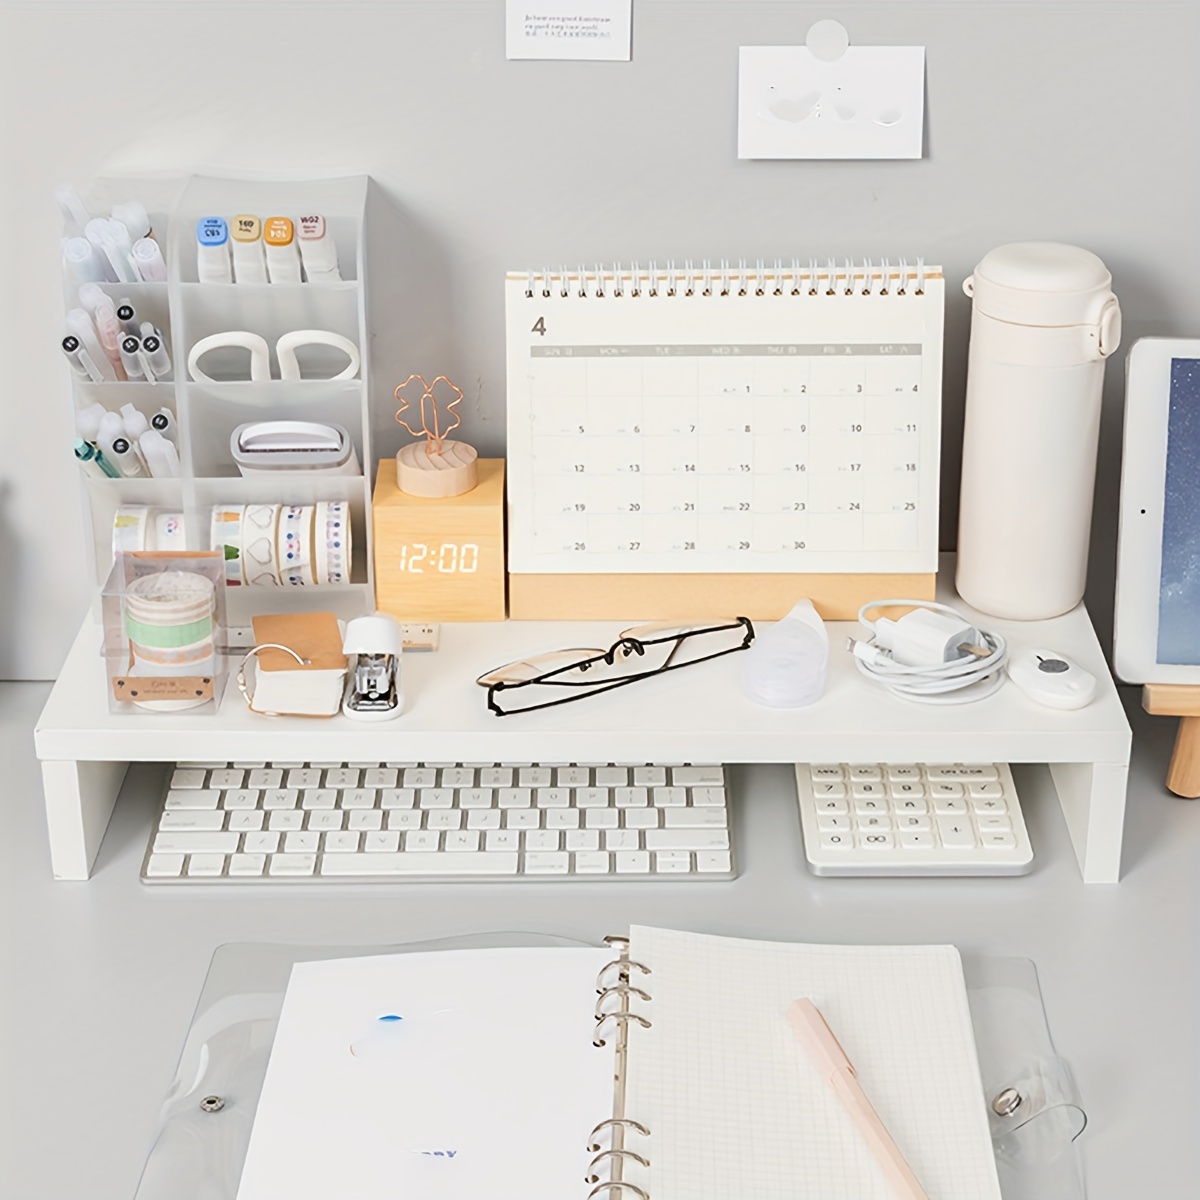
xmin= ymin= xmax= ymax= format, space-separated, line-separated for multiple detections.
xmin=397 ymin=543 xmax=480 ymax=574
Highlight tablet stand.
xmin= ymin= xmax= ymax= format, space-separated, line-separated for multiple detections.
xmin=1141 ymin=685 xmax=1200 ymax=797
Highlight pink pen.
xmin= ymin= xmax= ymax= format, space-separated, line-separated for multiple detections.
xmin=789 ymin=998 xmax=930 ymax=1200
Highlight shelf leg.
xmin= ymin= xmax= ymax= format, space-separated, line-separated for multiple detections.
xmin=1165 ymin=715 xmax=1200 ymax=798
xmin=1049 ymin=761 xmax=1128 ymax=884
xmin=41 ymin=759 xmax=128 ymax=880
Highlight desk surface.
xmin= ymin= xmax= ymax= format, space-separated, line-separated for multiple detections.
xmin=2 ymin=679 xmax=1195 ymax=1199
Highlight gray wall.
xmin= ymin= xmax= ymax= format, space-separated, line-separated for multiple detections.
xmin=3 ymin=0 xmax=1197 ymax=678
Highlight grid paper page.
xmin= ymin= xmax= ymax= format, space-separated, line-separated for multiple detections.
xmin=505 ymin=270 xmax=944 ymax=576
xmin=236 ymin=947 xmax=614 ymax=1200
xmin=622 ymin=927 xmax=1001 ymax=1200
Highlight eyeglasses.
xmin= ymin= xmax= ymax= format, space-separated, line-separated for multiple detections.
xmin=476 ymin=617 xmax=755 ymax=716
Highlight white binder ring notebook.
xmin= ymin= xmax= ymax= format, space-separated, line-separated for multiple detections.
xmin=505 ymin=261 xmax=945 ymax=620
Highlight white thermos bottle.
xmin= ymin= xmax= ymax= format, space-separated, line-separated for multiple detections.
xmin=955 ymin=243 xmax=1121 ymax=620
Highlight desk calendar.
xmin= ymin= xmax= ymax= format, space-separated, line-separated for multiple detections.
xmin=505 ymin=262 xmax=944 ymax=619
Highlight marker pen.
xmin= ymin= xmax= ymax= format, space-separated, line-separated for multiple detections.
xmin=263 ymin=217 xmax=302 ymax=284
xmin=63 ymin=236 xmax=109 ymax=285
xmin=84 ymin=291 xmax=129 ymax=380
xmin=111 ymin=201 xmax=150 ymax=242
xmin=139 ymin=429 xmax=181 ymax=478
xmin=196 ymin=217 xmax=233 ymax=283
xmin=131 ymin=237 xmax=167 ymax=282
xmin=150 ymin=408 xmax=179 ymax=447
xmin=140 ymin=331 xmax=172 ymax=380
xmin=116 ymin=301 xmax=139 ymax=337
xmin=74 ymin=437 xmax=120 ymax=479
xmin=121 ymin=403 xmax=149 ymax=441
xmin=85 ymin=218 xmax=137 ymax=284
xmin=120 ymin=335 xmax=148 ymax=381
xmin=230 ymin=214 xmax=268 ymax=283
xmin=62 ymin=335 xmax=104 ymax=382
xmin=297 ymin=215 xmax=341 ymax=283
xmin=65 ymin=309 xmax=117 ymax=380
xmin=98 ymin=411 xmax=145 ymax=477
xmin=75 ymin=402 xmax=108 ymax=442
xmin=55 ymin=184 xmax=91 ymax=235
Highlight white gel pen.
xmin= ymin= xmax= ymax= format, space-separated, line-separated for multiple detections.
xmin=65 ymin=308 xmax=117 ymax=380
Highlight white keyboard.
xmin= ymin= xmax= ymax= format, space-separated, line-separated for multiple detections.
xmin=140 ymin=762 xmax=735 ymax=883
xmin=796 ymin=762 xmax=1033 ymax=877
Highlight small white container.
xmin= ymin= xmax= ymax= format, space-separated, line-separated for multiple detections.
xmin=956 ymin=243 xmax=1121 ymax=620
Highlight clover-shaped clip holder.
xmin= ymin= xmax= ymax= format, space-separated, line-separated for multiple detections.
xmin=393 ymin=373 xmax=479 ymax=497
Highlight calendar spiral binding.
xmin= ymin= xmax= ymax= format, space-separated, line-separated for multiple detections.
xmin=585 ymin=936 xmax=654 ymax=1199
xmin=524 ymin=257 xmax=937 ymax=302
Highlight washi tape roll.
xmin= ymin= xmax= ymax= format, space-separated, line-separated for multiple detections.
xmin=315 ymin=500 xmax=351 ymax=584
xmin=209 ymin=505 xmax=246 ymax=586
xmin=152 ymin=511 xmax=187 ymax=552
xmin=277 ymin=504 xmax=316 ymax=586
xmin=241 ymin=503 xmax=282 ymax=587
xmin=113 ymin=506 xmax=150 ymax=556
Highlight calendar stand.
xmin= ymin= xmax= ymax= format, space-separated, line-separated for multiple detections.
xmin=508 ymin=570 xmax=934 ymax=621
xmin=1141 ymin=685 xmax=1200 ymax=797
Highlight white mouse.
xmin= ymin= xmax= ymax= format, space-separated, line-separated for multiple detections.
xmin=1007 ymin=648 xmax=1097 ymax=710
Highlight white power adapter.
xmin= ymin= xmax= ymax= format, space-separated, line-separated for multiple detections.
xmin=870 ymin=607 xmax=980 ymax=667
xmin=849 ymin=599 xmax=1007 ymax=704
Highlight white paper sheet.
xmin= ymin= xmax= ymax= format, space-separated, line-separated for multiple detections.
xmin=506 ymin=0 xmax=633 ymax=61
xmin=236 ymin=947 xmax=615 ymax=1200
xmin=739 ymin=45 xmax=925 ymax=160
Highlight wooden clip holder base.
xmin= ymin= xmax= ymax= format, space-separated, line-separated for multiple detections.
xmin=1142 ymin=684 xmax=1200 ymax=798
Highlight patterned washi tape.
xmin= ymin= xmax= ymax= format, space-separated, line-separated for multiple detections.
xmin=241 ymin=503 xmax=281 ymax=587
xmin=210 ymin=505 xmax=246 ymax=586
xmin=277 ymin=504 xmax=316 ymax=586
xmin=315 ymin=500 xmax=350 ymax=584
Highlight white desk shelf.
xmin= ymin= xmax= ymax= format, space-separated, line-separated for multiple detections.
xmin=35 ymin=563 xmax=1131 ymax=883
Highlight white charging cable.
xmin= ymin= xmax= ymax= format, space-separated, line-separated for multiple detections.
xmin=847 ymin=599 xmax=1008 ymax=704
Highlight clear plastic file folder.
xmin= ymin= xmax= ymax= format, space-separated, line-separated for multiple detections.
xmin=134 ymin=935 xmax=1087 ymax=1200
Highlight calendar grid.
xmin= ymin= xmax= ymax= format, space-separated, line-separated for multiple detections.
xmin=506 ymin=271 xmax=944 ymax=577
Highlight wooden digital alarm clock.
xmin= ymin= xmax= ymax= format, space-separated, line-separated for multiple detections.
xmin=372 ymin=458 xmax=505 ymax=621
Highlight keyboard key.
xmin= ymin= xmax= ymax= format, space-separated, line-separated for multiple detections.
xmin=847 ymin=765 xmax=883 ymax=781
xmin=812 ymin=782 xmax=847 ymax=799
xmin=145 ymin=853 xmax=184 ymax=878
xmin=810 ymin=765 xmax=843 ymax=779
xmin=556 ymin=766 xmax=590 ymax=786
xmin=654 ymin=851 xmax=692 ymax=873
xmin=187 ymin=853 xmax=226 ymax=877
xmin=633 ymin=767 xmax=667 ymax=786
xmin=576 ymin=787 xmax=611 ymax=808
xmin=262 ymin=788 xmax=298 ymax=809
xmin=525 ymin=830 xmax=560 ymax=851
xmin=854 ymin=797 xmax=888 ymax=814
xmin=929 ymin=782 xmax=964 ymax=799
xmin=348 ymin=810 xmax=384 ymax=831
xmin=160 ymin=811 xmax=226 ymax=831
xmin=982 ymin=832 xmax=1017 ymax=849
xmin=270 ymin=854 xmax=316 ymax=876
xmin=893 ymin=798 xmax=928 ymax=814
xmin=584 ymin=808 xmax=620 ymax=829
xmin=595 ymin=767 xmax=628 ymax=786
xmin=170 ymin=769 xmax=207 ymax=789
xmin=672 ymin=766 xmax=724 ymax=785
xmin=566 ymin=830 xmax=601 ymax=852
xmin=365 ymin=831 xmax=401 ymax=852
xmin=886 ymin=765 xmax=920 ymax=780
xmin=445 ymin=831 xmax=481 ymax=852
xmin=652 ymin=786 xmax=687 ymax=807
xmin=851 ymin=782 xmax=884 ymax=798
xmin=900 ymin=832 xmax=935 ymax=850
xmin=321 ymin=852 xmax=519 ymax=876
xmin=817 ymin=814 xmax=851 ymax=832
xmin=286 ymin=768 xmax=322 ymax=789
xmin=546 ymin=808 xmax=580 ymax=829
xmin=604 ymin=830 xmax=640 ymax=851
xmin=403 ymin=768 xmax=438 ymax=788
xmin=574 ymin=851 xmax=611 ymax=873
xmin=856 ymin=815 xmax=892 ymax=832
xmin=460 ymin=788 xmax=495 ymax=808
xmin=387 ymin=811 xmax=422 ymax=831
xmin=209 ymin=769 xmax=245 ymax=789
xmin=153 ymin=831 xmax=239 ymax=854
xmin=933 ymin=797 xmax=969 ymax=815
xmin=268 ymin=811 xmax=304 ymax=831
xmin=418 ymin=788 xmax=455 ymax=809
xmin=381 ymin=788 xmax=416 ymax=809
xmin=405 ymin=831 xmax=441 ymax=852
xmin=860 ymin=832 xmax=895 ymax=849
xmin=624 ymin=809 xmax=660 ymax=829
xmin=342 ymin=789 xmax=378 ymax=809
xmin=498 ymin=788 xmax=532 ymax=808
xmin=927 ymin=765 xmax=999 ymax=781
xmin=615 ymin=851 xmax=651 ymax=874
xmin=663 ymin=808 xmax=728 ymax=829
xmin=819 ymin=832 xmax=854 ymax=850
xmin=300 ymin=789 xmax=337 ymax=810
xmin=244 ymin=832 xmax=280 ymax=854
xmin=969 ymin=782 xmax=1003 ymax=798
xmin=477 ymin=767 xmax=512 ymax=787
xmin=441 ymin=767 xmax=475 ymax=787
xmin=222 ymin=789 xmax=260 ymax=810
xmin=505 ymin=810 xmax=540 ymax=830
xmin=690 ymin=787 xmax=726 ymax=807
xmin=696 ymin=850 xmax=732 ymax=873
xmin=164 ymin=789 xmax=221 ymax=810
xmin=307 ymin=811 xmax=344 ymax=831
xmin=525 ymin=851 xmax=570 ymax=874
xmin=896 ymin=815 xmax=932 ymax=831
xmin=467 ymin=810 xmax=502 ymax=830
xmin=977 ymin=815 xmax=1012 ymax=832
xmin=644 ymin=830 xmax=729 ymax=851
xmin=485 ymin=830 xmax=520 ymax=852
xmin=889 ymin=782 xmax=925 ymax=799
xmin=519 ymin=767 xmax=552 ymax=787
xmin=535 ymin=787 xmax=571 ymax=808
xmin=228 ymin=853 xmax=266 ymax=876
xmin=363 ymin=768 xmax=398 ymax=788
xmin=285 ymin=831 xmax=320 ymax=854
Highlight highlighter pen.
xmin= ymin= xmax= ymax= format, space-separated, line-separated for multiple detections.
xmin=116 ymin=301 xmax=139 ymax=337
xmin=150 ymin=408 xmax=179 ymax=447
xmin=230 ymin=214 xmax=269 ymax=283
xmin=196 ymin=217 xmax=233 ymax=283
xmin=61 ymin=334 xmax=105 ymax=382
xmin=131 ymin=237 xmax=167 ymax=282
xmin=297 ymin=214 xmax=341 ymax=283
xmin=74 ymin=437 xmax=120 ymax=479
xmin=263 ymin=216 xmax=302 ymax=284
xmin=140 ymin=332 xmax=173 ymax=381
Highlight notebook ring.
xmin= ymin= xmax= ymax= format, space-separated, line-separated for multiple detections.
xmin=596 ymin=958 xmax=652 ymax=990
xmin=593 ymin=1011 xmax=652 ymax=1046
xmin=587 ymin=1117 xmax=650 ymax=1152
xmin=588 ymin=1184 xmax=649 ymax=1200
xmin=585 ymin=1148 xmax=651 ymax=1183
xmin=594 ymin=983 xmax=651 ymax=1017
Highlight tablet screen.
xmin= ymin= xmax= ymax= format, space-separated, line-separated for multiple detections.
xmin=1158 ymin=357 xmax=1200 ymax=664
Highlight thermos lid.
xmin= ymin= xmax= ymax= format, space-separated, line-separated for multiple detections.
xmin=964 ymin=242 xmax=1119 ymax=337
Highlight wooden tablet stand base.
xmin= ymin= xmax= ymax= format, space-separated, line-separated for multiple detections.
xmin=1142 ymin=685 xmax=1200 ymax=797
